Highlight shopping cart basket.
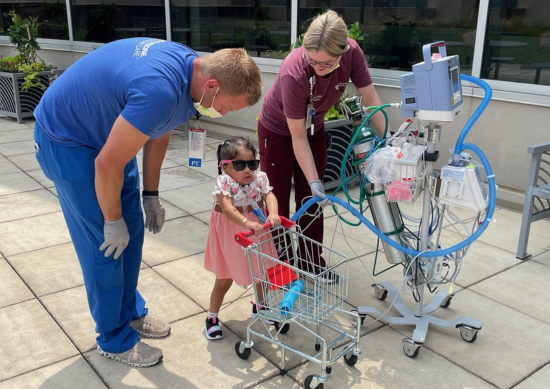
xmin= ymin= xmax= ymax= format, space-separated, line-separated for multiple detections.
xmin=234 ymin=217 xmax=362 ymax=389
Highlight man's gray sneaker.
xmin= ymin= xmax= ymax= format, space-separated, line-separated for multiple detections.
xmin=130 ymin=316 xmax=171 ymax=338
xmin=97 ymin=341 xmax=163 ymax=367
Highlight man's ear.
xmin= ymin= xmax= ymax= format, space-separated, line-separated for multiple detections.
xmin=205 ymin=79 xmax=220 ymax=90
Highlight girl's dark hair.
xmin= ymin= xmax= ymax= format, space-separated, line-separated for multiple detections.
xmin=216 ymin=137 xmax=256 ymax=175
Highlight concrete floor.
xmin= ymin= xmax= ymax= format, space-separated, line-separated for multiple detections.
xmin=1 ymin=117 xmax=549 ymax=388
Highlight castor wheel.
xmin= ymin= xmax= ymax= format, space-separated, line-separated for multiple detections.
xmin=373 ymin=284 xmax=388 ymax=301
xmin=440 ymin=294 xmax=454 ymax=308
xmin=459 ymin=325 xmax=479 ymax=343
xmin=235 ymin=341 xmax=251 ymax=360
xmin=402 ymin=338 xmax=421 ymax=358
xmin=273 ymin=321 xmax=290 ymax=334
xmin=325 ymin=366 xmax=332 ymax=374
xmin=344 ymin=353 xmax=358 ymax=367
xmin=315 ymin=343 xmax=321 ymax=351
xmin=304 ymin=374 xmax=324 ymax=389
xmin=351 ymin=310 xmax=366 ymax=326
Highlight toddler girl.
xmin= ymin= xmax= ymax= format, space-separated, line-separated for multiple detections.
xmin=204 ymin=137 xmax=280 ymax=340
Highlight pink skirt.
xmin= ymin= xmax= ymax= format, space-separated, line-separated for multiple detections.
xmin=204 ymin=209 xmax=278 ymax=286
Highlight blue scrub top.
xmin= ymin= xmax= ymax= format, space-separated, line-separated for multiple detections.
xmin=34 ymin=38 xmax=198 ymax=150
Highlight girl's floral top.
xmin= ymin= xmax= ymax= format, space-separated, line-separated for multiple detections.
xmin=212 ymin=171 xmax=272 ymax=206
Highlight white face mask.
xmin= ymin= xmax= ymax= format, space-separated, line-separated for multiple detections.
xmin=194 ymin=87 xmax=222 ymax=118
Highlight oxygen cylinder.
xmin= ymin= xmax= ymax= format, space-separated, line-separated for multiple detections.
xmin=366 ymin=182 xmax=408 ymax=264
xmin=351 ymin=127 xmax=375 ymax=171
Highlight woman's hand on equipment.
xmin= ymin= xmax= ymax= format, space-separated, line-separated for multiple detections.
xmin=245 ymin=220 xmax=264 ymax=235
xmin=267 ymin=213 xmax=281 ymax=228
xmin=308 ymin=180 xmax=332 ymax=208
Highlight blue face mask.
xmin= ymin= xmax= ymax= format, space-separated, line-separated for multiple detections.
xmin=194 ymin=88 xmax=222 ymax=118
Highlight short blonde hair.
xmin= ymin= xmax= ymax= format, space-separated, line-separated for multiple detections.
xmin=201 ymin=48 xmax=262 ymax=106
xmin=303 ymin=10 xmax=350 ymax=58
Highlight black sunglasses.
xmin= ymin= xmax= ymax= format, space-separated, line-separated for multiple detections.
xmin=219 ymin=159 xmax=260 ymax=171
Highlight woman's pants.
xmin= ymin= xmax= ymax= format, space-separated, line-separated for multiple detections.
xmin=257 ymin=120 xmax=328 ymax=271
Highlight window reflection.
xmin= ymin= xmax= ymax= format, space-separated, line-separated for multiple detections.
xmin=298 ymin=0 xmax=479 ymax=74
xmin=481 ymin=0 xmax=550 ymax=85
xmin=170 ymin=0 xmax=291 ymax=57
xmin=71 ymin=0 xmax=166 ymax=43
xmin=0 ymin=1 xmax=69 ymax=40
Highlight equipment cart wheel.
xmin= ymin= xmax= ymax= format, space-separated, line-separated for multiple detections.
xmin=459 ymin=325 xmax=479 ymax=343
xmin=325 ymin=366 xmax=332 ymax=374
xmin=273 ymin=321 xmax=290 ymax=334
xmin=373 ymin=284 xmax=388 ymax=301
xmin=235 ymin=341 xmax=251 ymax=360
xmin=351 ymin=310 xmax=366 ymax=325
xmin=344 ymin=353 xmax=358 ymax=367
xmin=402 ymin=338 xmax=421 ymax=358
xmin=304 ymin=375 xmax=324 ymax=389
xmin=440 ymin=294 xmax=454 ymax=308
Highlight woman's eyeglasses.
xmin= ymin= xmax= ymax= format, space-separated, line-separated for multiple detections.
xmin=219 ymin=159 xmax=260 ymax=171
xmin=303 ymin=53 xmax=341 ymax=69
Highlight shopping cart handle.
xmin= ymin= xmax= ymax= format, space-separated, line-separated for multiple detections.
xmin=234 ymin=216 xmax=295 ymax=247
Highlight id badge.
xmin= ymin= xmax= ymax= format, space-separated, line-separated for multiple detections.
xmin=306 ymin=104 xmax=315 ymax=135
xmin=305 ymin=103 xmax=313 ymax=129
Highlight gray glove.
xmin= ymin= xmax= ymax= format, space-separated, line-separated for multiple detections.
xmin=99 ymin=217 xmax=130 ymax=260
xmin=143 ymin=195 xmax=166 ymax=234
xmin=308 ymin=180 xmax=332 ymax=208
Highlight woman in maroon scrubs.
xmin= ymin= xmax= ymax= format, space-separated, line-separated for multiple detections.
xmin=258 ymin=10 xmax=389 ymax=279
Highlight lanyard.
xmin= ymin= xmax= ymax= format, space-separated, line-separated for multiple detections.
xmin=308 ymin=76 xmax=316 ymax=135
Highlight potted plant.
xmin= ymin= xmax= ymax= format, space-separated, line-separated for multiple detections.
xmin=0 ymin=10 xmax=63 ymax=123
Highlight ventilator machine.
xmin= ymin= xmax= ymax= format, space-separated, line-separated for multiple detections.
xmin=293 ymin=41 xmax=495 ymax=358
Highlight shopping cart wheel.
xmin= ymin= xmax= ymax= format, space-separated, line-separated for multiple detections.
xmin=325 ymin=366 xmax=332 ymax=374
xmin=344 ymin=353 xmax=358 ymax=367
xmin=315 ymin=343 xmax=321 ymax=351
xmin=235 ymin=341 xmax=251 ymax=360
xmin=304 ymin=375 xmax=324 ymax=389
xmin=273 ymin=321 xmax=290 ymax=334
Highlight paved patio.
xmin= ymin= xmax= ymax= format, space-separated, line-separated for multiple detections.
xmin=1 ymin=117 xmax=549 ymax=389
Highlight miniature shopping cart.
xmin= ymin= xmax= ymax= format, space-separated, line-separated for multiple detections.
xmin=234 ymin=217 xmax=362 ymax=389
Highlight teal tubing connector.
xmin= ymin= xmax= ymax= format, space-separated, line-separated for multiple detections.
xmin=453 ymin=74 xmax=492 ymax=165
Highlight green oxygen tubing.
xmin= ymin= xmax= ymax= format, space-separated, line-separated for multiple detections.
xmin=330 ymin=104 xmax=392 ymax=226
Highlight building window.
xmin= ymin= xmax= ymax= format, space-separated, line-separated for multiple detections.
xmin=0 ymin=1 xmax=69 ymax=40
xmin=481 ymin=0 xmax=550 ymax=86
xmin=71 ymin=0 xmax=166 ymax=43
xmin=170 ymin=0 xmax=291 ymax=57
xmin=298 ymin=0 xmax=480 ymax=74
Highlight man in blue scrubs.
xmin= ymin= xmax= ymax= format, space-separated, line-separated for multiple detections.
xmin=33 ymin=38 xmax=262 ymax=367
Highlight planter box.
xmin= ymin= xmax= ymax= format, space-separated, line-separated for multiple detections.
xmin=323 ymin=118 xmax=363 ymax=190
xmin=0 ymin=69 xmax=63 ymax=124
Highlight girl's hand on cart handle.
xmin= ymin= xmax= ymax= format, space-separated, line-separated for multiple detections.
xmin=235 ymin=217 xmax=295 ymax=247
xmin=267 ymin=213 xmax=281 ymax=228
xmin=245 ymin=220 xmax=265 ymax=235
